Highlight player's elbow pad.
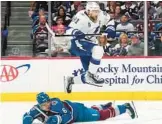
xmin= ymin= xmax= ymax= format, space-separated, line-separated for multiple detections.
xmin=23 ymin=113 xmax=33 ymax=124
xmin=105 ymin=25 xmax=116 ymax=39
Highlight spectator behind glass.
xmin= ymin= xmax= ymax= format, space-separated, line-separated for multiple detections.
xmin=128 ymin=34 xmax=144 ymax=56
xmin=52 ymin=16 xmax=66 ymax=31
xmin=109 ymin=12 xmax=115 ymax=19
xmin=160 ymin=36 xmax=162 ymax=55
xmin=53 ymin=6 xmax=71 ymax=26
xmin=71 ymin=1 xmax=82 ymax=17
xmin=116 ymin=15 xmax=135 ymax=32
xmin=77 ymin=4 xmax=84 ymax=12
xmin=28 ymin=1 xmax=36 ymax=17
xmin=138 ymin=1 xmax=157 ymax=19
xmin=98 ymin=34 xmax=113 ymax=56
xmin=156 ymin=1 xmax=162 ymax=19
xmin=46 ymin=25 xmax=71 ymax=57
xmin=35 ymin=1 xmax=48 ymax=12
xmin=31 ymin=8 xmax=48 ymax=29
xmin=121 ymin=2 xmax=139 ymax=20
xmin=106 ymin=1 xmax=117 ymax=13
xmin=33 ymin=15 xmax=48 ymax=39
xmin=31 ymin=8 xmax=46 ymax=19
xmin=28 ymin=1 xmax=48 ymax=17
xmin=113 ymin=33 xmax=130 ymax=56
xmin=114 ymin=5 xmax=122 ymax=23
xmin=153 ymin=23 xmax=162 ymax=56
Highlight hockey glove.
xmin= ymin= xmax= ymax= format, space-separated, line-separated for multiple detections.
xmin=105 ymin=25 xmax=116 ymax=39
xmin=23 ymin=113 xmax=33 ymax=124
xmin=46 ymin=115 xmax=62 ymax=124
xmin=73 ymin=30 xmax=85 ymax=40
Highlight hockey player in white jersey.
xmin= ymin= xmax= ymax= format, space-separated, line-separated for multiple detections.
xmin=65 ymin=2 xmax=116 ymax=93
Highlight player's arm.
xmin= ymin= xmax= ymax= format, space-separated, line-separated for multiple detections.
xmin=47 ymin=98 xmax=73 ymax=124
xmin=46 ymin=115 xmax=62 ymax=124
xmin=23 ymin=106 xmax=41 ymax=124
xmin=66 ymin=13 xmax=85 ymax=40
xmin=105 ymin=20 xmax=116 ymax=39
xmin=102 ymin=11 xmax=111 ymax=26
xmin=46 ymin=112 xmax=72 ymax=124
xmin=100 ymin=11 xmax=116 ymax=39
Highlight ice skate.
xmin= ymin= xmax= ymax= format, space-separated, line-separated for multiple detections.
xmin=124 ymin=103 xmax=136 ymax=119
xmin=101 ymin=102 xmax=113 ymax=109
xmin=84 ymin=71 xmax=104 ymax=87
xmin=64 ymin=76 xmax=74 ymax=93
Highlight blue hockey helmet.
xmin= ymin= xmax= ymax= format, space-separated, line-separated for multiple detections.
xmin=37 ymin=92 xmax=50 ymax=105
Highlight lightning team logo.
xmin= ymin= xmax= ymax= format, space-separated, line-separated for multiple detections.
xmin=0 ymin=64 xmax=31 ymax=82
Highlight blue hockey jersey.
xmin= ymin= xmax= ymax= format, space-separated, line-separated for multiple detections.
xmin=23 ymin=98 xmax=99 ymax=124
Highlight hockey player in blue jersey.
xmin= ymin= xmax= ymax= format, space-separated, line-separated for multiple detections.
xmin=23 ymin=92 xmax=136 ymax=124
xmin=64 ymin=2 xmax=116 ymax=93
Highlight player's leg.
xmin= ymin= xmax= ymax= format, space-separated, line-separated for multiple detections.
xmin=77 ymin=108 xmax=100 ymax=122
xmin=80 ymin=56 xmax=91 ymax=71
xmin=92 ymin=103 xmax=136 ymax=120
xmin=78 ymin=45 xmax=105 ymax=85
xmin=92 ymin=102 xmax=113 ymax=110
xmin=86 ymin=45 xmax=105 ymax=83
xmin=65 ymin=40 xmax=104 ymax=93
xmin=65 ymin=40 xmax=98 ymax=93
xmin=65 ymin=56 xmax=93 ymax=93
xmin=76 ymin=102 xmax=135 ymax=123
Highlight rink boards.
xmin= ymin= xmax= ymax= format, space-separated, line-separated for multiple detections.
xmin=1 ymin=57 xmax=162 ymax=101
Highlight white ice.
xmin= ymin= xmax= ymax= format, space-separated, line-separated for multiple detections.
xmin=1 ymin=101 xmax=162 ymax=124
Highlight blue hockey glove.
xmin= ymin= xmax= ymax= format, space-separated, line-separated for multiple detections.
xmin=46 ymin=115 xmax=62 ymax=124
xmin=23 ymin=113 xmax=33 ymax=124
xmin=73 ymin=30 xmax=85 ymax=40
xmin=105 ymin=25 xmax=116 ymax=39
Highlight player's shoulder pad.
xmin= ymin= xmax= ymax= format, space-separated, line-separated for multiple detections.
xmin=50 ymin=98 xmax=62 ymax=105
xmin=51 ymin=98 xmax=68 ymax=114
xmin=73 ymin=10 xmax=86 ymax=19
xmin=50 ymin=98 xmax=64 ymax=108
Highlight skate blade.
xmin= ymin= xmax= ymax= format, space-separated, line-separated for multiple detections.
xmin=131 ymin=101 xmax=138 ymax=118
xmin=86 ymin=82 xmax=103 ymax=87
xmin=63 ymin=76 xmax=68 ymax=93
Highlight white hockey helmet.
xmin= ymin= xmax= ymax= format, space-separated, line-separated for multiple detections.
xmin=86 ymin=2 xmax=100 ymax=12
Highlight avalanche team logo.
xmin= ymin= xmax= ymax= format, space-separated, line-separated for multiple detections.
xmin=0 ymin=64 xmax=31 ymax=82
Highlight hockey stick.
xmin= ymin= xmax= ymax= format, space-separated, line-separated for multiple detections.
xmin=34 ymin=106 xmax=49 ymax=121
xmin=55 ymin=33 xmax=102 ymax=37
xmin=131 ymin=101 xmax=139 ymax=118
xmin=54 ymin=31 xmax=144 ymax=37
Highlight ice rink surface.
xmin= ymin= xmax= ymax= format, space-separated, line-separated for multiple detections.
xmin=1 ymin=101 xmax=162 ymax=124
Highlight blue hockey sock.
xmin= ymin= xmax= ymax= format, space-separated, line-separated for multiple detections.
xmin=117 ymin=105 xmax=126 ymax=114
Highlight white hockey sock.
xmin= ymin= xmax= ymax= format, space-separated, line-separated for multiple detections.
xmin=114 ymin=107 xmax=120 ymax=116
xmin=88 ymin=46 xmax=104 ymax=74
xmin=88 ymin=61 xmax=100 ymax=74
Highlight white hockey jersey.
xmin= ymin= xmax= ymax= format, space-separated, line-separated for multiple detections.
xmin=66 ymin=10 xmax=110 ymax=43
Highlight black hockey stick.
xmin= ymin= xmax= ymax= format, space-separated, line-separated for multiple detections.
xmin=34 ymin=106 xmax=49 ymax=120
xmin=131 ymin=101 xmax=139 ymax=118
xmin=55 ymin=33 xmax=102 ymax=37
